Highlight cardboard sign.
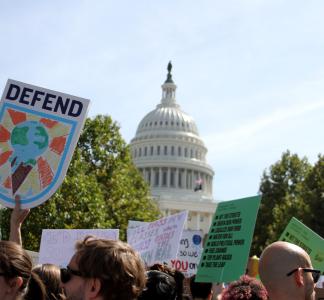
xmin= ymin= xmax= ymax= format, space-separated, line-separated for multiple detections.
xmin=128 ymin=221 xmax=203 ymax=277
xmin=168 ymin=230 xmax=203 ymax=277
xmin=0 ymin=79 xmax=90 ymax=208
xmin=196 ymin=195 xmax=261 ymax=283
xmin=128 ymin=220 xmax=147 ymax=229
xmin=127 ymin=211 xmax=188 ymax=266
xmin=39 ymin=229 xmax=119 ymax=267
xmin=279 ymin=217 xmax=324 ymax=271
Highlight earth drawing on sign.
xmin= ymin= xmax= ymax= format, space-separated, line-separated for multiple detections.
xmin=10 ymin=121 xmax=49 ymax=194
xmin=0 ymin=107 xmax=73 ymax=202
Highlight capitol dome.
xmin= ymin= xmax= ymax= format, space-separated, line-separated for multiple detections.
xmin=135 ymin=100 xmax=199 ymax=137
xmin=131 ymin=62 xmax=214 ymax=200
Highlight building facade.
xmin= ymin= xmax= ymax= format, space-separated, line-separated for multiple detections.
xmin=130 ymin=63 xmax=216 ymax=234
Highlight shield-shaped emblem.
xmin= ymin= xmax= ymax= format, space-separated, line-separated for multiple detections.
xmin=0 ymin=79 xmax=89 ymax=208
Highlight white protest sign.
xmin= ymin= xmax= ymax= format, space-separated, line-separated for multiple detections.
xmin=168 ymin=230 xmax=203 ymax=277
xmin=39 ymin=229 xmax=119 ymax=267
xmin=128 ymin=220 xmax=147 ymax=229
xmin=0 ymin=79 xmax=90 ymax=208
xmin=127 ymin=211 xmax=188 ymax=266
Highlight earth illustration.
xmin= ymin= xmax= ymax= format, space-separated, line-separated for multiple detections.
xmin=10 ymin=120 xmax=49 ymax=170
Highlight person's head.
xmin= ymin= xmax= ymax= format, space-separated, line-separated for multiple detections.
xmin=33 ymin=264 xmax=65 ymax=300
xmin=259 ymin=241 xmax=317 ymax=300
xmin=220 ymin=275 xmax=268 ymax=300
xmin=138 ymin=270 xmax=177 ymax=300
xmin=61 ymin=236 xmax=146 ymax=300
xmin=149 ymin=263 xmax=184 ymax=300
xmin=190 ymin=275 xmax=213 ymax=300
xmin=0 ymin=240 xmax=45 ymax=300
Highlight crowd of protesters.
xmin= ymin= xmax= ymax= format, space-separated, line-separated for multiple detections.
xmin=0 ymin=197 xmax=320 ymax=300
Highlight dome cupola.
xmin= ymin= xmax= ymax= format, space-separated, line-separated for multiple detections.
xmin=135 ymin=61 xmax=199 ymax=138
xmin=130 ymin=62 xmax=214 ymax=203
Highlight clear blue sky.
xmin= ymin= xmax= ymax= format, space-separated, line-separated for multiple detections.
xmin=1 ymin=1 xmax=323 ymax=201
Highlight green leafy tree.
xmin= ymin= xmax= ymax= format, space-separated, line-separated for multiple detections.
xmin=251 ymin=151 xmax=312 ymax=256
xmin=302 ymin=155 xmax=324 ymax=236
xmin=0 ymin=115 xmax=160 ymax=250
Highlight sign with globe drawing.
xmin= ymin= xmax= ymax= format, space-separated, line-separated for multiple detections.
xmin=0 ymin=79 xmax=90 ymax=208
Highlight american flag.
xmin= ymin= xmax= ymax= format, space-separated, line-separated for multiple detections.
xmin=194 ymin=178 xmax=203 ymax=191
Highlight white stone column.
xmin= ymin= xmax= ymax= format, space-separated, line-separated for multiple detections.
xmin=208 ymin=176 xmax=213 ymax=194
xmin=175 ymin=168 xmax=179 ymax=188
xmin=167 ymin=167 xmax=171 ymax=188
xmin=150 ymin=168 xmax=153 ymax=187
xmin=206 ymin=174 xmax=209 ymax=192
xmin=196 ymin=212 xmax=200 ymax=230
xmin=159 ymin=168 xmax=162 ymax=187
xmin=184 ymin=169 xmax=187 ymax=189
xmin=184 ymin=213 xmax=188 ymax=229
xmin=197 ymin=172 xmax=201 ymax=190
xmin=208 ymin=213 xmax=213 ymax=228
xmin=202 ymin=173 xmax=206 ymax=191
xmin=189 ymin=171 xmax=193 ymax=189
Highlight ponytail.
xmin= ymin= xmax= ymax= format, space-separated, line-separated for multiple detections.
xmin=24 ymin=271 xmax=46 ymax=300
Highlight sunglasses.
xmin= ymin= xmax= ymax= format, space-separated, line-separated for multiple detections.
xmin=286 ymin=268 xmax=321 ymax=283
xmin=60 ymin=266 xmax=83 ymax=283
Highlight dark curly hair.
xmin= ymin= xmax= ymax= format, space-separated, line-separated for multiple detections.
xmin=148 ymin=263 xmax=184 ymax=300
xmin=221 ymin=275 xmax=268 ymax=300
xmin=138 ymin=270 xmax=177 ymax=300
xmin=190 ymin=275 xmax=212 ymax=299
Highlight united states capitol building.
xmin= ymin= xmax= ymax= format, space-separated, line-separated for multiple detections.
xmin=130 ymin=63 xmax=217 ymax=234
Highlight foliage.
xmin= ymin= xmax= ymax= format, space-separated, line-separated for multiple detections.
xmin=251 ymin=151 xmax=312 ymax=256
xmin=302 ymin=155 xmax=324 ymax=236
xmin=0 ymin=115 xmax=160 ymax=250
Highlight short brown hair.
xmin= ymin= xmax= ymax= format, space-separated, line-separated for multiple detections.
xmin=0 ymin=240 xmax=46 ymax=300
xmin=33 ymin=264 xmax=66 ymax=300
xmin=75 ymin=236 xmax=146 ymax=300
xmin=0 ymin=240 xmax=32 ymax=293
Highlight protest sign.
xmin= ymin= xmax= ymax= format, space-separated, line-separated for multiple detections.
xmin=0 ymin=79 xmax=90 ymax=208
xmin=128 ymin=220 xmax=147 ymax=229
xmin=128 ymin=221 xmax=203 ymax=277
xmin=196 ymin=195 xmax=261 ymax=283
xmin=168 ymin=230 xmax=203 ymax=277
xmin=39 ymin=229 xmax=119 ymax=267
xmin=279 ymin=217 xmax=324 ymax=271
xmin=127 ymin=211 xmax=188 ymax=266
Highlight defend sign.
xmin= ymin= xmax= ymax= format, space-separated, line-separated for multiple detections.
xmin=0 ymin=79 xmax=90 ymax=208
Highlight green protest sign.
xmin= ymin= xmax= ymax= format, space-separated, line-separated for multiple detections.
xmin=196 ymin=195 xmax=261 ymax=283
xmin=279 ymin=217 xmax=324 ymax=271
